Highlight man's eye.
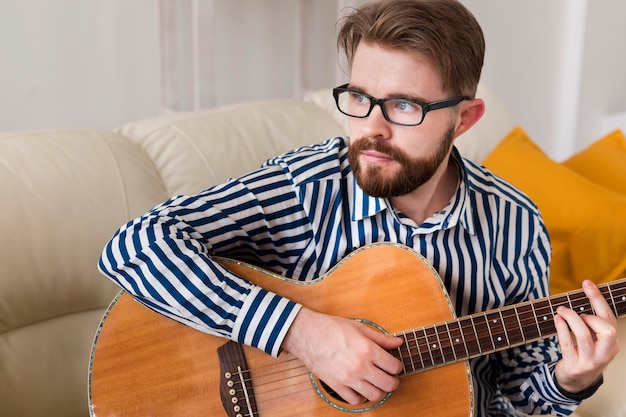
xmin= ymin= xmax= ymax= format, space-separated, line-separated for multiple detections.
xmin=394 ymin=100 xmax=419 ymax=112
xmin=350 ymin=92 xmax=370 ymax=105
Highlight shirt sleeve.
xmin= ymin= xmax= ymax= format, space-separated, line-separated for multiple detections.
xmin=494 ymin=218 xmax=580 ymax=416
xmin=98 ymin=165 xmax=311 ymax=357
xmin=495 ymin=339 xmax=580 ymax=415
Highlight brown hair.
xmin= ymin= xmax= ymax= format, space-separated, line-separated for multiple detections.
xmin=337 ymin=0 xmax=485 ymax=96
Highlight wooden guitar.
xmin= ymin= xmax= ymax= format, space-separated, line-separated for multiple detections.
xmin=89 ymin=242 xmax=626 ymax=417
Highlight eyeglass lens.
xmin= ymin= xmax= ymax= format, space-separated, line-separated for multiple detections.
xmin=336 ymin=91 xmax=424 ymax=125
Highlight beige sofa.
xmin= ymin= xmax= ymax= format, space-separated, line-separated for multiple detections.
xmin=0 ymin=85 xmax=623 ymax=417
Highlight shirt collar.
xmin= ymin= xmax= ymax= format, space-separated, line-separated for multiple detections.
xmin=349 ymin=146 xmax=476 ymax=235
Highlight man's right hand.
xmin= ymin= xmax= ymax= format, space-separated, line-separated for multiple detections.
xmin=281 ymin=307 xmax=403 ymax=405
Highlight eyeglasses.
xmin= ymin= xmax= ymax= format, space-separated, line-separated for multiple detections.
xmin=332 ymin=83 xmax=470 ymax=126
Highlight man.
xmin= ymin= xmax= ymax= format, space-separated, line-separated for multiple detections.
xmin=99 ymin=0 xmax=619 ymax=415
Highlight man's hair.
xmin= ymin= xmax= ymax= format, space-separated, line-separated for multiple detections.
xmin=337 ymin=0 xmax=485 ymax=97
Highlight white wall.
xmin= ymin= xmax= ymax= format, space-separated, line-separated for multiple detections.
xmin=462 ymin=0 xmax=626 ymax=160
xmin=2 ymin=0 xmax=625 ymax=160
xmin=0 ymin=0 xmax=160 ymax=131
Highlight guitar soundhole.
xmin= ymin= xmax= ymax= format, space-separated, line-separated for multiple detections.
xmin=313 ymin=374 xmax=392 ymax=413
xmin=319 ymin=379 xmax=348 ymax=403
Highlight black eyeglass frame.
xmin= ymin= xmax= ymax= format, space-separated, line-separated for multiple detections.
xmin=332 ymin=83 xmax=471 ymax=126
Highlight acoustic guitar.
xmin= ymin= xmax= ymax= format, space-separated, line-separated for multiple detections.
xmin=88 ymin=242 xmax=626 ymax=416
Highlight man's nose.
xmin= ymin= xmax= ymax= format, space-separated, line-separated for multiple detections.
xmin=361 ymin=102 xmax=392 ymax=139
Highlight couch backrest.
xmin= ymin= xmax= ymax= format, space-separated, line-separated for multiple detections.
xmin=0 ymin=130 xmax=168 ymax=417
xmin=117 ymin=99 xmax=345 ymax=196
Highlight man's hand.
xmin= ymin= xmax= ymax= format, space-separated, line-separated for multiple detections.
xmin=281 ymin=307 xmax=403 ymax=405
xmin=554 ymin=280 xmax=620 ymax=394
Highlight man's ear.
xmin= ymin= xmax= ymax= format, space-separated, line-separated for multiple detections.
xmin=454 ymin=98 xmax=485 ymax=138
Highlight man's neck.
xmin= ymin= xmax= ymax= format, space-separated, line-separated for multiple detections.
xmin=389 ymin=156 xmax=459 ymax=226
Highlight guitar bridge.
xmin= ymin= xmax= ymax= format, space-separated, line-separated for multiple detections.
xmin=217 ymin=340 xmax=258 ymax=417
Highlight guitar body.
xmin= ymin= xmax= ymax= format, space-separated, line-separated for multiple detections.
xmin=89 ymin=243 xmax=473 ymax=416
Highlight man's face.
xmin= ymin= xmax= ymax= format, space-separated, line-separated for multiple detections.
xmin=346 ymin=42 xmax=458 ymax=198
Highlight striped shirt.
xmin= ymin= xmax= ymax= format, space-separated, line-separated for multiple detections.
xmin=99 ymin=137 xmax=579 ymax=416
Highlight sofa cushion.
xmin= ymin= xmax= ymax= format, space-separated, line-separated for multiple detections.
xmin=563 ymin=129 xmax=626 ymax=196
xmin=117 ymin=99 xmax=345 ymax=196
xmin=482 ymin=126 xmax=626 ymax=295
xmin=0 ymin=130 xmax=168 ymax=416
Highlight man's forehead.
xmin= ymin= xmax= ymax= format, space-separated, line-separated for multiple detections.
xmin=349 ymin=42 xmax=445 ymax=100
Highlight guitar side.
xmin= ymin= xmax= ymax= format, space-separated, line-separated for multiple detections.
xmin=88 ymin=243 xmax=473 ymax=416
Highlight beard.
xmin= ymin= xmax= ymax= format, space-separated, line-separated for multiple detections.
xmin=348 ymin=125 xmax=456 ymax=198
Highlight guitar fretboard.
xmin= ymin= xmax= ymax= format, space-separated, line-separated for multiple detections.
xmin=393 ymin=279 xmax=626 ymax=375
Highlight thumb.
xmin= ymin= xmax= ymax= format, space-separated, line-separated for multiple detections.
xmin=358 ymin=322 xmax=403 ymax=349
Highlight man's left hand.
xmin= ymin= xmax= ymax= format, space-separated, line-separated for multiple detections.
xmin=554 ymin=279 xmax=620 ymax=394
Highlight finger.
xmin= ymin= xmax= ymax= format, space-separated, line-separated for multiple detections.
xmin=556 ymin=305 xmax=598 ymax=358
xmin=358 ymin=322 xmax=403 ymax=349
xmin=333 ymin=385 xmax=366 ymax=405
xmin=355 ymin=378 xmax=394 ymax=403
xmin=582 ymin=280 xmax=618 ymax=323
xmin=554 ymin=311 xmax=577 ymax=356
xmin=557 ymin=305 xmax=615 ymax=362
xmin=333 ymin=367 xmax=399 ymax=404
xmin=356 ymin=324 xmax=403 ymax=375
xmin=579 ymin=314 xmax=620 ymax=359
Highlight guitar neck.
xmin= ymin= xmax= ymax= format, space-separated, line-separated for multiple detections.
xmin=394 ymin=278 xmax=626 ymax=375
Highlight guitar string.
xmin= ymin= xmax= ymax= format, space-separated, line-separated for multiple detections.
xmin=223 ymin=286 xmax=626 ymax=412
xmin=397 ymin=295 xmax=626 ymax=367
xmin=393 ymin=287 xmax=626 ymax=370
xmin=227 ymin=362 xmax=329 ymax=413
xmin=230 ymin=363 xmax=398 ymax=414
xmin=232 ymin=291 xmax=626 ymax=381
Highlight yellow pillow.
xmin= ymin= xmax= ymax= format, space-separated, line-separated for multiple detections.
xmin=482 ymin=126 xmax=626 ymax=294
xmin=563 ymin=129 xmax=626 ymax=196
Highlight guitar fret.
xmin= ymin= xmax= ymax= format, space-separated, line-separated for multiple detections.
xmin=605 ymin=285 xmax=618 ymax=317
xmin=434 ymin=325 xmax=447 ymax=365
xmin=533 ymin=299 xmax=556 ymax=336
xmin=414 ymin=329 xmax=426 ymax=370
xmin=550 ymin=294 xmax=570 ymax=311
xmin=403 ymin=329 xmax=424 ymax=373
xmin=517 ymin=303 xmax=540 ymax=341
xmin=459 ymin=317 xmax=480 ymax=357
xmin=424 ymin=326 xmax=444 ymax=367
xmin=397 ymin=333 xmax=413 ymax=374
xmin=485 ymin=310 xmax=508 ymax=350
xmin=473 ymin=314 xmax=495 ymax=353
xmin=610 ymin=281 xmax=626 ymax=316
xmin=498 ymin=310 xmax=511 ymax=346
xmin=502 ymin=306 xmax=524 ymax=347
xmin=447 ymin=320 xmax=469 ymax=360
xmin=511 ymin=305 xmax=526 ymax=345
xmin=529 ymin=301 xmax=544 ymax=338
xmin=468 ymin=316 xmax=484 ymax=355
xmin=420 ymin=328 xmax=435 ymax=369
xmin=443 ymin=322 xmax=457 ymax=362
xmin=569 ymin=291 xmax=593 ymax=315
xmin=433 ymin=323 xmax=455 ymax=364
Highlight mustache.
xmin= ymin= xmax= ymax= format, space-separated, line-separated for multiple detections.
xmin=350 ymin=137 xmax=408 ymax=163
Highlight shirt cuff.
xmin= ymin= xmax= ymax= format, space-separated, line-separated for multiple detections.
xmin=522 ymin=363 xmax=581 ymax=408
xmin=553 ymin=373 xmax=604 ymax=401
xmin=231 ymin=286 xmax=302 ymax=357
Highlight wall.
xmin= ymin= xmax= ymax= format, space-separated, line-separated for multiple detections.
xmin=0 ymin=0 xmax=161 ymax=131
xmin=1 ymin=0 xmax=625 ymax=160
xmin=462 ymin=0 xmax=626 ymax=159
